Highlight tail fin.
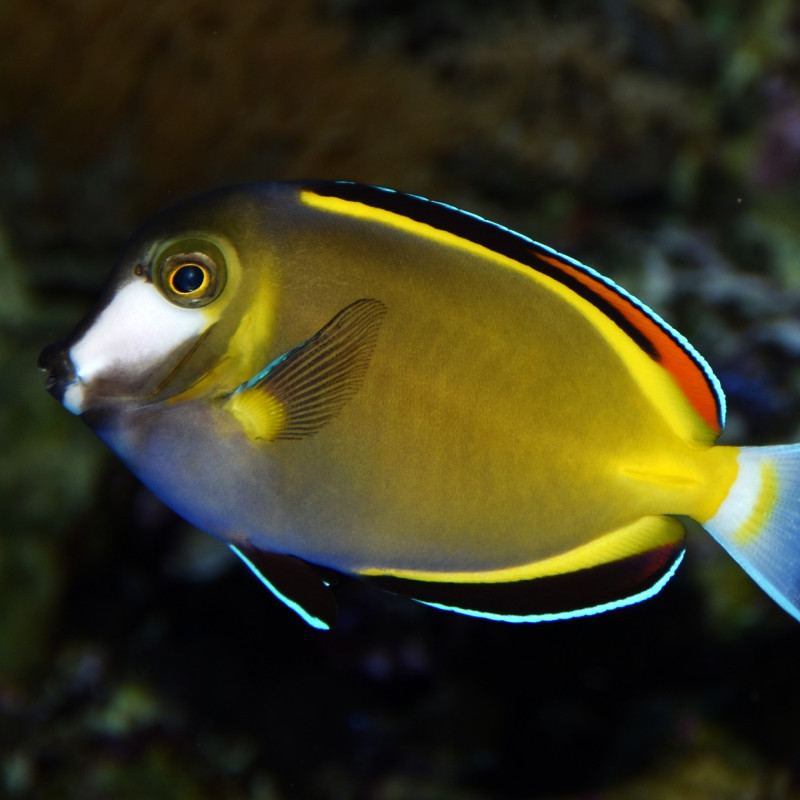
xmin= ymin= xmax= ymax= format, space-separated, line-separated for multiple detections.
xmin=703 ymin=444 xmax=800 ymax=621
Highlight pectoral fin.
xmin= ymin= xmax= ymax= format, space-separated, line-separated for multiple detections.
xmin=225 ymin=298 xmax=386 ymax=441
xmin=229 ymin=544 xmax=338 ymax=630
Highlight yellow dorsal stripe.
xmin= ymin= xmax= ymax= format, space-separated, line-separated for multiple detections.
xmin=300 ymin=190 xmax=710 ymax=444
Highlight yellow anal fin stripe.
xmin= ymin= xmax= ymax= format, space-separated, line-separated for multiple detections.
xmin=225 ymin=298 xmax=387 ymax=442
xmin=360 ymin=516 xmax=686 ymax=584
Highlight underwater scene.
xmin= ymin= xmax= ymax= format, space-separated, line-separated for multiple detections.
xmin=4 ymin=1 xmax=800 ymax=797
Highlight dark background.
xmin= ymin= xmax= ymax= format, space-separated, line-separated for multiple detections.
xmin=3 ymin=1 xmax=800 ymax=797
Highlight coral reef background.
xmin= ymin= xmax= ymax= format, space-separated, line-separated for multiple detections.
xmin=3 ymin=0 xmax=800 ymax=797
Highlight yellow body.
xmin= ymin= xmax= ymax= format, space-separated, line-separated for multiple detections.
xmin=89 ymin=184 xmax=731 ymax=577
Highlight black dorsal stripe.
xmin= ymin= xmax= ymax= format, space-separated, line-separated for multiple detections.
xmin=304 ymin=180 xmax=659 ymax=359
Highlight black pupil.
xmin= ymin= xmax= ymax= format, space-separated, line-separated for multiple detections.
xmin=172 ymin=264 xmax=205 ymax=293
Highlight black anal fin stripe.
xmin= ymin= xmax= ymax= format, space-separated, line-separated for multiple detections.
xmin=365 ymin=543 xmax=685 ymax=623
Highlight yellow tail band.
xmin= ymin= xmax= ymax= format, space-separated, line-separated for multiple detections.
xmin=703 ymin=445 xmax=800 ymax=621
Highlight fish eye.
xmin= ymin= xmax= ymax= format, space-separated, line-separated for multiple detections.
xmin=170 ymin=263 xmax=207 ymax=294
xmin=156 ymin=250 xmax=226 ymax=308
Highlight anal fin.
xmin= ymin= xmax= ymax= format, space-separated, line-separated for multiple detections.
xmin=365 ymin=516 xmax=687 ymax=623
xmin=230 ymin=545 xmax=338 ymax=630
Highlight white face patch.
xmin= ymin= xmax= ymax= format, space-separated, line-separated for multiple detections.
xmin=69 ymin=279 xmax=209 ymax=389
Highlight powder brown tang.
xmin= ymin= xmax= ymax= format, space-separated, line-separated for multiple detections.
xmin=39 ymin=181 xmax=800 ymax=630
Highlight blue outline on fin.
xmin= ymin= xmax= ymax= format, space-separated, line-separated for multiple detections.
xmin=415 ymin=550 xmax=685 ymax=623
xmin=229 ymin=544 xmax=331 ymax=630
xmin=232 ymin=343 xmax=305 ymax=395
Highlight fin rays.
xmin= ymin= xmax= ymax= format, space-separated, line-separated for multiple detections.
xmin=226 ymin=298 xmax=387 ymax=441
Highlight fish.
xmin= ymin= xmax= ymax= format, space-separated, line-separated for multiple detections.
xmin=38 ymin=180 xmax=800 ymax=631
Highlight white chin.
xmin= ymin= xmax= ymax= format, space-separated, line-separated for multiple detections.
xmin=62 ymin=382 xmax=86 ymax=415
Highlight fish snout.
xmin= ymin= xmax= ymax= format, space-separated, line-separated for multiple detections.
xmin=38 ymin=342 xmax=82 ymax=413
xmin=38 ymin=341 xmax=74 ymax=390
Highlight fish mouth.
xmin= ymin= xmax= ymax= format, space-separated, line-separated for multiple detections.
xmin=38 ymin=341 xmax=84 ymax=414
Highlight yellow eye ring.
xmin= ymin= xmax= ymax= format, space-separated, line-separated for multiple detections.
xmin=157 ymin=250 xmax=225 ymax=307
xmin=169 ymin=262 xmax=209 ymax=294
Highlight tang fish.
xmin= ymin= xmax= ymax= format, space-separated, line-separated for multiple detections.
xmin=39 ymin=181 xmax=800 ymax=630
